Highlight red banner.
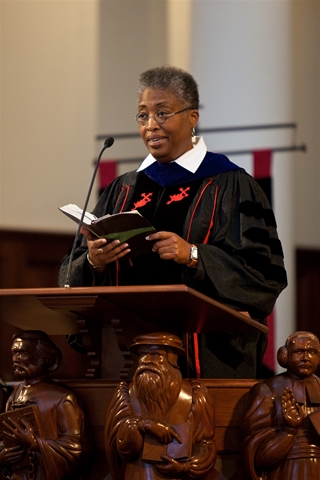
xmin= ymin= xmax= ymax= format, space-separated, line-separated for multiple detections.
xmin=98 ymin=160 xmax=117 ymax=190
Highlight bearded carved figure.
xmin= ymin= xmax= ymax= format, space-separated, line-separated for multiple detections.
xmin=104 ymin=332 xmax=216 ymax=480
xmin=242 ymin=331 xmax=320 ymax=480
xmin=0 ymin=330 xmax=92 ymax=480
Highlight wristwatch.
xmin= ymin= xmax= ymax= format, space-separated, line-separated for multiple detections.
xmin=187 ymin=244 xmax=198 ymax=268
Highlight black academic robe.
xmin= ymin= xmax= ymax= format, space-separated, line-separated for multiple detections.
xmin=59 ymin=163 xmax=287 ymax=378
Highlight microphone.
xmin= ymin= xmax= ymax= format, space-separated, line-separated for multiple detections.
xmin=63 ymin=137 xmax=115 ymax=288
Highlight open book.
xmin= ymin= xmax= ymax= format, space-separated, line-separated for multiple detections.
xmin=59 ymin=204 xmax=156 ymax=259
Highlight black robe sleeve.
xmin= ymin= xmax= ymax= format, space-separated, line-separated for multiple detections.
xmin=186 ymin=170 xmax=287 ymax=319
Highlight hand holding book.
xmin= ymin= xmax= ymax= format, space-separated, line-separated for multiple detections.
xmin=59 ymin=204 xmax=156 ymax=259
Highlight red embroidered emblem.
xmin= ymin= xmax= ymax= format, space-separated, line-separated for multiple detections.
xmin=167 ymin=187 xmax=190 ymax=204
xmin=132 ymin=192 xmax=153 ymax=210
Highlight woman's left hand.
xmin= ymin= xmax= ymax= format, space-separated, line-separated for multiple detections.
xmin=146 ymin=231 xmax=191 ymax=264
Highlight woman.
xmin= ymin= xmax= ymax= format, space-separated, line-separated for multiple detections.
xmin=59 ymin=66 xmax=287 ymax=378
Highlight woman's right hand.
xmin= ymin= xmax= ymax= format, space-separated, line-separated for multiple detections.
xmin=81 ymin=227 xmax=131 ymax=269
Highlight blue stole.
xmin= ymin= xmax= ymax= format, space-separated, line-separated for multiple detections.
xmin=143 ymin=151 xmax=242 ymax=187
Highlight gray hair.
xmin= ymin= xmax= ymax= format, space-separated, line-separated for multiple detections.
xmin=138 ymin=65 xmax=199 ymax=109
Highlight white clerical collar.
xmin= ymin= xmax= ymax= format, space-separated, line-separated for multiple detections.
xmin=136 ymin=136 xmax=207 ymax=173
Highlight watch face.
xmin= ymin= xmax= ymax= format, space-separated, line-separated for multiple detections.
xmin=191 ymin=246 xmax=198 ymax=261
xmin=187 ymin=245 xmax=198 ymax=268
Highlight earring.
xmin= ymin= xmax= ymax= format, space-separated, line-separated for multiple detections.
xmin=191 ymin=127 xmax=196 ymax=137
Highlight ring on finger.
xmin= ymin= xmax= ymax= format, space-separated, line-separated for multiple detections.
xmin=98 ymin=248 xmax=103 ymax=255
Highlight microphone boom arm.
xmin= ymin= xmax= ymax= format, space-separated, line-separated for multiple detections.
xmin=64 ymin=137 xmax=115 ymax=288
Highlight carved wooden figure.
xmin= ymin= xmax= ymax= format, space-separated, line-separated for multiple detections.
xmin=0 ymin=330 xmax=92 ymax=480
xmin=104 ymin=332 xmax=217 ymax=479
xmin=0 ymin=379 xmax=11 ymax=416
xmin=242 ymin=331 xmax=320 ymax=480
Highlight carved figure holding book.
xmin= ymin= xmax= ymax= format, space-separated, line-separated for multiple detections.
xmin=104 ymin=332 xmax=216 ymax=480
xmin=0 ymin=330 xmax=91 ymax=480
xmin=242 ymin=331 xmax=320 ymax=480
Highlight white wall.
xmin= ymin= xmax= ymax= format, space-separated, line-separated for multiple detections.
xmin=95 ymin=0 xmax=168 ymax=173
xmin=1 ymin=0 xmax=100 ymax=232
xmin=0 ymin=0 xmax=168 ymax=232
xmin=292 ymin=1 xmax=320 ymax=247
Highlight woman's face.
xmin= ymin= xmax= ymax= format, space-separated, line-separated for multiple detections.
xmin=137 ymin=88 xmax=199 ymax=164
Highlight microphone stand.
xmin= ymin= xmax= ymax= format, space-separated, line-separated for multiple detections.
xmin=64 ymin=137 xmax=114 ymax=288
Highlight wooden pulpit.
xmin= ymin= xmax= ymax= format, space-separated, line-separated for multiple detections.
xmin=0 ymin=285 xmax=267 ymax=379
xmin=0 ymin=286 xmax=264 ymax=479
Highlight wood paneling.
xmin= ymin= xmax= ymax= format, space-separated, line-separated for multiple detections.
xmin=296 ymin=248 xmax=320 ymax=336
xmin=0 ymin=229 xmax=74 ymax=288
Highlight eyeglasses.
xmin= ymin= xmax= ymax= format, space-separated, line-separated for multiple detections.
xmin=135 ymin=107 xmax=193 ymax=126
